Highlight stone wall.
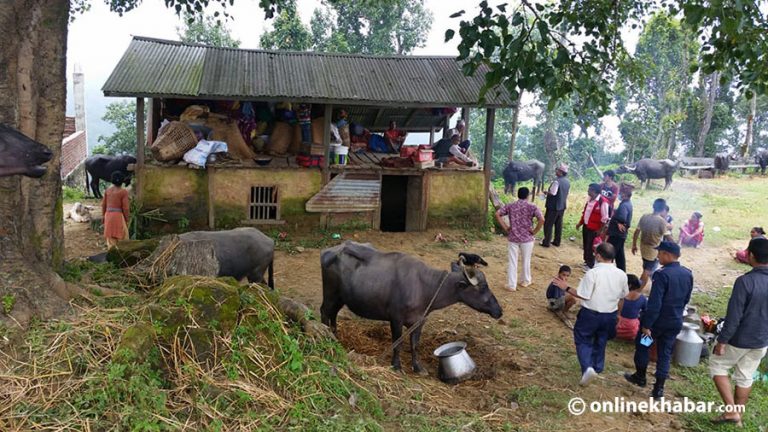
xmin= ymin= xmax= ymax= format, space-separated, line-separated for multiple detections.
xmin=140 ymin=165 xmax=209 ymax=233
xmin=61 ymin=130 xmax=86 ymax=179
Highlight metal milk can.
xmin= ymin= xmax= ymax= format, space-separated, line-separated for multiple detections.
xmin=674 ymin=323 xmax=704 ymax=367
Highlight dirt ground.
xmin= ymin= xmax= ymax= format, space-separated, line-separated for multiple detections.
xmin=61 ymin=179 xmax=756 ymax=431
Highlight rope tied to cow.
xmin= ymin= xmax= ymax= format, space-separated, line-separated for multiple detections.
xmin=387 ymin=270 xmax=450 ymax=355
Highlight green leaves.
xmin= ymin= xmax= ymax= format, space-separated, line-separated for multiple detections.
xmin=445 ymin=29 xmax=455 ymax=42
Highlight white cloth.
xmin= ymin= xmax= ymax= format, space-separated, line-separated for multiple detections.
xmin=709 ymin=345 xmax=768 ymax=387
xmin=182 ymin=140 xmax=228 ymax=167
xmin=576 ymin=262 xmax=629 ymax=313
xmin=449 ymin=144 xmax=473 ymax=163
xmin=507 ymin=241 xmax=534 ymax=289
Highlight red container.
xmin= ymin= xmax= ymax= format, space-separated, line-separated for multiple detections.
xmin=296 ymin=155 xmax=324 ymax=167
xmin=414 ymin=149 xmax=434 ymax=162
xmin=400 ymin=145 xmax=418 ymax=158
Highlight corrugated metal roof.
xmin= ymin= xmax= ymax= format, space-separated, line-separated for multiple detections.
xmin=305 ymin=172 xmax=381 ymax=213
xmin=103 ymin=37 xmax=513 ymax=108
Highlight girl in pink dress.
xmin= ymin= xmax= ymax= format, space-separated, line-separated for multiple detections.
xmin=679 ymin=211 xmax=704 ymax=247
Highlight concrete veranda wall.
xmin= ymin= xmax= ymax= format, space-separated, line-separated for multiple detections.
xmin=426 ymin=170 xmax=485 ymax=228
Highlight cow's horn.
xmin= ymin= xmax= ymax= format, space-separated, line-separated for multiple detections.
xmin=463 ymin=266 xmax=479 ymax=286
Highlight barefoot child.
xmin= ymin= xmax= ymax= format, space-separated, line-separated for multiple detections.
xmin=546 ymin=265 xmax=576 ymax=313
xmin=616 ymin=274 xmax=647 ymax=341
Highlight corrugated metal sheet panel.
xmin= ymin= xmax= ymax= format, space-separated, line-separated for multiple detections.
xmin=305 ymin=172 xmax=381 ymax=213
xmin=103 ymin=37 xmax=514 ymax=107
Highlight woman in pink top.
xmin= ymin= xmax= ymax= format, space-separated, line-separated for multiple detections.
xmin=679 ymin=211 xmax=704 ymax=247
xmin=495 ymin=187 xmax=544 ymax=290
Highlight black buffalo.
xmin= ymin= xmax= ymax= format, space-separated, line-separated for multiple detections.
xmin=320 ymin=242 xmax=502 ymax=374
xmin=714 ymin=152 xmax=735 ymax=176
xmin=180 ymin=227 xmax=274 ymax=288
xmin=502 ymin=159 xmax=545 ymax=197
xmin=0 ymin=123 xmax=53 ymax=178
xmin=616 ymin=158 xmax=679 ymax=190
xmin=85 ymin=155 xmax=137 ymax=198
xmin=755 ymin=149 xmax=768 ymax=175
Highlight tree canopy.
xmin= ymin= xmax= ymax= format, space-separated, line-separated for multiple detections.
xmin=93 ymin=100 xmax=147 ymax=156
xmin=177 ymin=11 xmax=241 ymax=47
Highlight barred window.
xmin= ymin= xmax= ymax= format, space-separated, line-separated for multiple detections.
xmin=249 ymin=186 xmax=279 ymax=221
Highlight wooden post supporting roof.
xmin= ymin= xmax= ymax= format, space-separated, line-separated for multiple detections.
xmin=461 ymin=108 xmax=470 ymax=141
xmin=483 ymin=108 xmax=496 ymax=226
xmin=136 ymin=97 xmax=145 ymax=202
xmin=322 ymin=104 xmax=333 ymax=185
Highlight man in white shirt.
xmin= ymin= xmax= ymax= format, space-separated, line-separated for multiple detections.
xmin=432 ymin=133 xmax=476 ymax=167
xmin=552 ymin=242 xmax=629 ymax=385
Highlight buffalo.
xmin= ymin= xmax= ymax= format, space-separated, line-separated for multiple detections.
xmin=714 ymin=152 xmax=735 ymax=176
xmin=85 ymin=155 xmax=137 ymax=198
xmin=0 ymin=123 xmax=53 ymax=178
xmin=180 ymin=227 xmax=274 ymax=288
xmin=616 ymin=158 xmax=679 ymax=190
xmin=755 ymin=149 xmax=768 ymax=175
xmin=502 ymin=159 xmax=545 ymax=197
xmin=320 ymin=242 xmax=502 ymax=374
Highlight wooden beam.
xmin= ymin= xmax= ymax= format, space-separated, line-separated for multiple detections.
xmin=429 ymin=128 xmax=435 ymax=145
xmin=461 ymin=107 xmax=470 ymax=141
xmin=483 ymin=108 xmax=496 ymax=226
xmin=322 ymin=104 xmax=333 ymax=185
xmin=146 ymin=98 xmax=155 ymax=146
xmin=443 ymin=115 xmax=451 ymax=138
xmin=403 ymin=108 xmax=417 ymax=127
xmin=136 ymin=97 xmax=145 ymax=202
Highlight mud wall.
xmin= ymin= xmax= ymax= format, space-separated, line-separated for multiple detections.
xmin=426 ymin=170 xmax=485 ymax=228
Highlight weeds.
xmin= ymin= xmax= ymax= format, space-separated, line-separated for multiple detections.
xmin=62 ymin=185 xmax=86 ymax=202
xmin=1 ymin=294 xmax=15 ymax=315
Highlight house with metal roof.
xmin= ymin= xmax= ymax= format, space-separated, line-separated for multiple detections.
xmin=103 ymin=36 xmax=512 ymax=232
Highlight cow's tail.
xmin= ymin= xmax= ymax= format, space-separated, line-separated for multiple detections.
xmin=267 ymin=259 xmax=274 ymax=289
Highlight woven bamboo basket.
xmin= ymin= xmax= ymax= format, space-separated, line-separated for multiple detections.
xmin=151 ymin=121 xmax=197 ymax=161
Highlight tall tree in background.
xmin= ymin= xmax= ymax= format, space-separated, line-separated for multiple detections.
xmin=313 ymin=0 xmax=433 ymax=54
xmin=177 ymin=12 xmax=241 ymax=47
xmin=260 ymin=0 xmax=312 ymax=51
xmin=615 ymin=13 xmax=697 ymax=159
xmin=694 ymin=71 xmax=721 ymax=156
xmin=93 ymin=101 xmax=147 ymax=156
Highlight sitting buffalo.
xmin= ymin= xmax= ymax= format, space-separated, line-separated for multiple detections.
xmin=0 ymin=123 xmax=53 ymax=178
xmin=502 ymin=159 xmax=545 ymax=197
xmin=320 ymin=242 xmax=502 ymax=374
xmin=85 ymin=155 xmax=137 ymax=198
xmin=714 ymin=152 xmax=735 ymax=176
xmin=755 ymin=149 xmax=768 ymax=175
xmin=180 ymin=227 xmax=274 ymax=288
xmin=616 ymin=158 xmax=679 ymax=190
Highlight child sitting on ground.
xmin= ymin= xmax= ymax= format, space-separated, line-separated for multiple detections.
xmin=615 ymin=274 xmax=647 ymax=341
xmin=546 ymin=265 xmax=576 ymax=313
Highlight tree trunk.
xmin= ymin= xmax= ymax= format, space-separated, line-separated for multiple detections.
xmin=0 ymin=0 xmax=71 ymax=328
xmin=543 ymin=108 xmax=558 ymax=177
xmin=507 ymin=91 xmax=523 ymax=160
xmin=695 ymin=72 xmax=720 ymax=157
xmin=741 ymin=94 xmax=757 ymax=158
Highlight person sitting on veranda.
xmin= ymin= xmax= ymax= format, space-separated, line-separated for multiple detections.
xmin=679 ymin=211 xmax=705 ymax=247
xmin=450 ymin=119 xmax=471 ymax=154
xmin=431 ymin=133 xmax=476 ymax=167
xmin=384 ymin=120 xmax=407 ymax=153
xmin=736 ymin=227 xmax=766 ymax=264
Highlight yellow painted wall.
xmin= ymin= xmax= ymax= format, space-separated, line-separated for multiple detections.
xmin=140 ymin=165 xmax=208 ymax=232
xmin=209 ymin=167 xmax=322 ymax=229
xmin=426 ymin=170 xmax=485 ymax=228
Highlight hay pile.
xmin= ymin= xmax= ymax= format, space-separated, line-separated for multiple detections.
xmin=0 ymin=276 xmax=381 ymax=431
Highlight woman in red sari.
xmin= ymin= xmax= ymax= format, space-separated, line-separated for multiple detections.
xmin=678 ymin=211 xmax=704 ymax=247
xmin=101 ymin=172 xmax=130 ymax=248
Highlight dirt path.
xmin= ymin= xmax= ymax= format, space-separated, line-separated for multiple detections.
xmin=63 ymin=200 xmax=104 ymax=261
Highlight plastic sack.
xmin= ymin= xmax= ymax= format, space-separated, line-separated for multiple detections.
xmin=183 ymin=140 xmax=228 ymax=168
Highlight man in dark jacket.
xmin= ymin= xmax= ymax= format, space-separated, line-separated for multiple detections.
xmin=625 ymin=241 xmax=693 ymax=398
xmin=541 ymin=163 xmax=570 ymax=247
xmin=709 ymin=237 xmax=768 ymax=426
xmin=606 ymin=183 xmax=634 ymax=271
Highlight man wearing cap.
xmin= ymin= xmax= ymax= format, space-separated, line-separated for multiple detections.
xmin=709 ymin=237 xmax=768 ymax=426
xmin=541 ymin=163 xmax=570 ymax=247
xmin=625 ymin=241 xmax=693 ymax=399
xmin=551 ymin=243 xmax=628 ymax=386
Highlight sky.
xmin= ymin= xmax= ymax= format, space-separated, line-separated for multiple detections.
xmin=66 ymin=0 xmax=634 ymax=152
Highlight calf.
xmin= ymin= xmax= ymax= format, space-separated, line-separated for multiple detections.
xmin=67 ymin=202 xmax=93 ymax=222
xmin=0 ymin=123 xmax=53 ymax=178
xmin=321 ymin=242 xmax=502 ymax=373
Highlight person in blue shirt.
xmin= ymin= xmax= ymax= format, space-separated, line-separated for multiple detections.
xmin=546 ymin=265 xmax=576 ymax=313
xmin=616 ymin=274 xmax=647 ymax=341
xmin=625 ymin=241 xmax=693 ymax=399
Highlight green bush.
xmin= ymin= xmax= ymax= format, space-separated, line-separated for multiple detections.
xmin=62 ymin=186 xmax=86 ymax=202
